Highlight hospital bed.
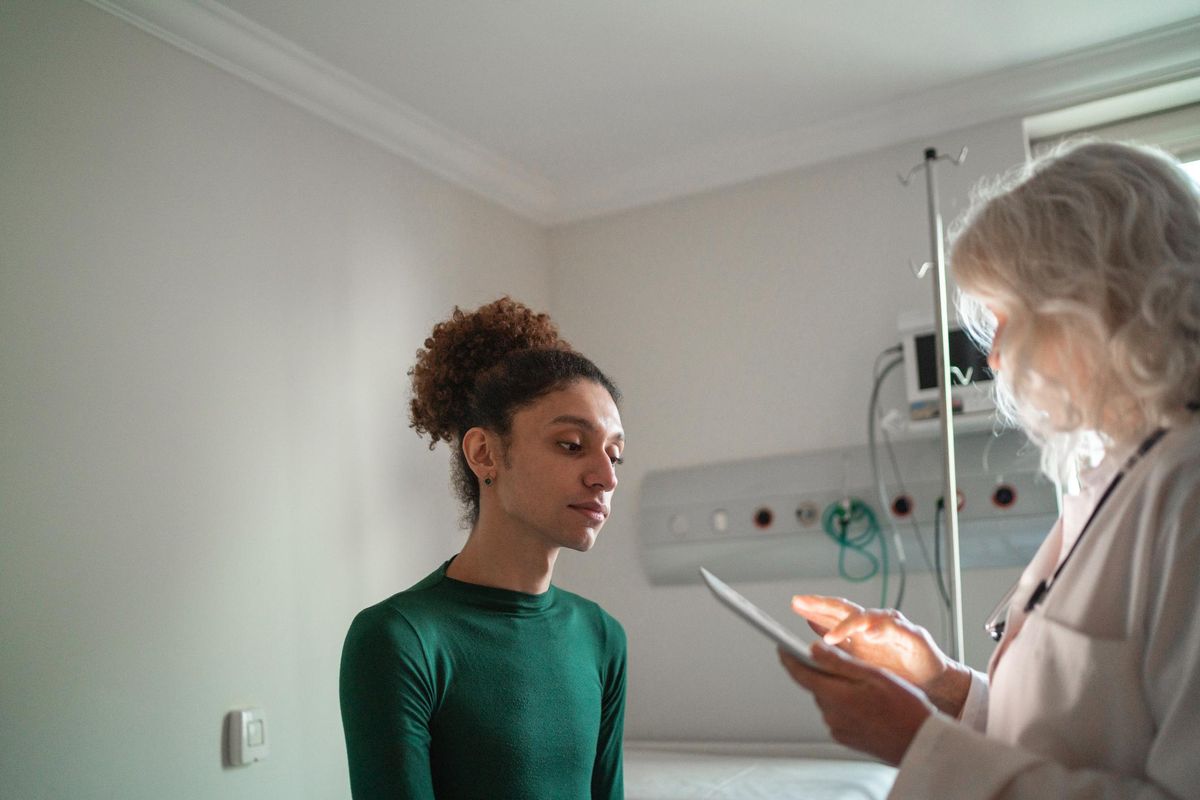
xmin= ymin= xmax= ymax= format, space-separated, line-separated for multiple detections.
xmin=624 ymin=741 xmax=897 ymax=800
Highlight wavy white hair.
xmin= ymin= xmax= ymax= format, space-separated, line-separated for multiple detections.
xmin=950 ymin=140 xmax=1200 ymax=481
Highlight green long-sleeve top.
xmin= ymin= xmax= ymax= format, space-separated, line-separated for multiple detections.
xmin=339 ymin=561 xmax=627 ymax=799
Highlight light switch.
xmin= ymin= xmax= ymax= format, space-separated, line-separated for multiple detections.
xmin=225 ymin=708 xmax=269 ymax=766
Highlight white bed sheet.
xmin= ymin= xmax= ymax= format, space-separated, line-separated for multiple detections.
xmin=624 ymin=747 xmax=897 ymax=800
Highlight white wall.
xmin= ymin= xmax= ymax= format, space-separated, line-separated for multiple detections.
xmin=1 ymin=0 xmax=1058 ymax=788
xmin=548 ymin=119 xmax=1032 ymax=742
xmin=0 ymin=1 xmax=549 ymax=797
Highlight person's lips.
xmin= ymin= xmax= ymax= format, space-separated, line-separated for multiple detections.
xmin=569 ymin=501 xmax=608 ymax=523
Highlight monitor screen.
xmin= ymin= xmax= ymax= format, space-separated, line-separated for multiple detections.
xmin=914 ymin=328 xmax=992 ymax=391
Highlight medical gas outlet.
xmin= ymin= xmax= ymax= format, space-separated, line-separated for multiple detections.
xmin=637 ymin=429 xmax=1056 ymax=585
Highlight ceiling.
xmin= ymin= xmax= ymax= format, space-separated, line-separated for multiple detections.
xmin=91 ymin=1 xmax=1200 ymax=223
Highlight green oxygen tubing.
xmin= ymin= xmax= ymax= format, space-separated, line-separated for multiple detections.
xmin=821 ymin=498 xmax=888 ymax=607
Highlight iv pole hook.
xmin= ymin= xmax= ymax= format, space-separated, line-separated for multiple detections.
xmin=897 ymin=146 xmax=968 ymax=185
xmin=901 ymin=146 xmax=968 ymax=281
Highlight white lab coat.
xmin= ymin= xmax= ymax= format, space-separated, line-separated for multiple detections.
xmin=890 ymin=419 xmax=1200 ymax=799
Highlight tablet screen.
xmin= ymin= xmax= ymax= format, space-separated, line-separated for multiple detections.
xmin=700 ymin=567 xmax=828 ymax=673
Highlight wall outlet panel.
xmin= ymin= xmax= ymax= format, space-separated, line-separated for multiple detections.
xmin=638 ymin=429 xmax=1057 ymax=585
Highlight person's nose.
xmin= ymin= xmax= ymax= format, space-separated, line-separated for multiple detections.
xmin=586 ymin=453 xmax=618 ymax=492
xmin=988 ymin=312 xmax=1006 ymax=374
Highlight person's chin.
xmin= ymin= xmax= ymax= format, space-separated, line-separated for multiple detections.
xmin=563 ymin=526 xmax=600 ymax=553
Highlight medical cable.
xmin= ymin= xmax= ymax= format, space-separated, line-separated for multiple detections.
xmin=879 ymin=424 xmax=949 ymax=603
xmin=870 ymin=346 xmax=952 ymax=619
xmin=868 ymin=348 xmax=907 ymax=610
xmin=933 ymin=500 xmax=950 ymax=609
xmin=871 ymin=345 xmax=952 ymax=639
xmin=883 ymin=426 xmax=951 ymax=644
xmin=931 ymin=501 xmax=953 ymax=646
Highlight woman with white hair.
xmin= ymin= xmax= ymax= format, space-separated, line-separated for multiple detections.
xmin=780 ymin=141 xmax=1200 ymax=798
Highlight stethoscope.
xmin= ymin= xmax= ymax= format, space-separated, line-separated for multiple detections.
xmin=983 ymin=408 xmax=1197 ymax=642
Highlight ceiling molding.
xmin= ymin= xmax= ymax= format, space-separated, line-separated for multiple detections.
xmin=1025 ymin=75 xmax=1200 ymax=140
xmin=83 ymin=1 xmax=1199 ymax=226
xmin=556 ymin=17 xmax=1200 ymax=223
xmin=83 ymin=0 xmax=561 ymax=224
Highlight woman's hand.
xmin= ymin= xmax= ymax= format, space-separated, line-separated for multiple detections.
xmin=779 ymin=643 xmax=933 ymax=766
xmin=790 ymin=595 xmax=970 ymax=718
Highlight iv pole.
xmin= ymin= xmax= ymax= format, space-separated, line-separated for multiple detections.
xmin=899 ymin=146 xmax=967 ymax=661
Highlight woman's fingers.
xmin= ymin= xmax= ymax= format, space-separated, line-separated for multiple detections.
xmin=810 ymin=640 xmax=875 ymax=679
xmin=824 ymin=610 xmax=912 ymax=648
xmin=777 ymin=642 xmax=854 ymax=690
xmin=822 ymin=615 xmax=873 ymax=646
xmin=790 ymin=595 xmax=864 ymax=629
xmin=779 ymin=642 xmax=861 ymax=686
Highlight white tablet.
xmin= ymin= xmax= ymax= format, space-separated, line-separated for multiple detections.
xmin=700 ymin=567 xmax=831 ymax=674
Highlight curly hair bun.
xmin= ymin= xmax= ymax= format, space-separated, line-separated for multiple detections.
xmin=408 ymin=297 xmax=567 ymax=446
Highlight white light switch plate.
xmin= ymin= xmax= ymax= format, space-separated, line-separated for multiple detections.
xmin=225 ymin=708 xmax=269 ymax=766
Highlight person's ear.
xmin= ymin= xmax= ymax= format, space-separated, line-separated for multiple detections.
xmin=462 ymin=427 xmax=499 ymax=485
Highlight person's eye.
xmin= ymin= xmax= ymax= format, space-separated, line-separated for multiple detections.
xmin=558 ymin=441 xmax=583 ymax=453
xmin=609 ymin=453 xmax=624 ymax=466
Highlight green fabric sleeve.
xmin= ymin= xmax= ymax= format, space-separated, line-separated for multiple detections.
xmin=591 ymin=617 xmax=627 ymax=800
xmin=340 ymin=606 xmax=437 ymax=800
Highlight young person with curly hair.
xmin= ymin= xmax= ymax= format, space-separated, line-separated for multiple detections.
xmin=779 ymin=141 xmax=1200 ymax=798
xmin=340 ymin=297 xmax=627 ymax=799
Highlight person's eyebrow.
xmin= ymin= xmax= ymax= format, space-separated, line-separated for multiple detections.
xmin=548 ymin=414 xmax=625 ymax=442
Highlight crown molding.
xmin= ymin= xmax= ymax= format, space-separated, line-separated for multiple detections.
xmin=1025 ymin=75 xmax=1200 ymax=141
xmin=83 ymin=0 xmax=561 ymax=224
xmin=555 ymin=17 xmax=1200 ymax=223
xmin=81 ymin=2 xmax=1199 ymax=226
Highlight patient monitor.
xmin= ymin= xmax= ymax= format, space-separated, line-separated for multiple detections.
xmin=898 ymin=310 xmax=994 ymax=421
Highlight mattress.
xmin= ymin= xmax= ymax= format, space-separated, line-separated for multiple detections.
xmin=624 ymin=745 xmax=897 ymax=800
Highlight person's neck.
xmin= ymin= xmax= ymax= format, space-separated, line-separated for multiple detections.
xmin=445 ymin=512 xmax=559 ymax=595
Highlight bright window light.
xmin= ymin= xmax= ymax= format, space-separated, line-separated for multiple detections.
xmin=1182 ymin=158 xmax=1200 ymax=186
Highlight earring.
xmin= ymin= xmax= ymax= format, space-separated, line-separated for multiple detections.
xmin=484 ymin=476 xmax=493 ymax=486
